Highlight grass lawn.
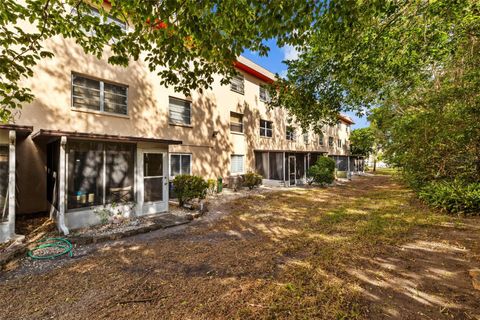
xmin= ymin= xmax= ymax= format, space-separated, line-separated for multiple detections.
xmin=0 ymin=175 xmax=478 ymax=319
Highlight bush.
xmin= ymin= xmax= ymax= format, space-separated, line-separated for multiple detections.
xmin=244 ymin=172 xmax=263 ymax=190
xmin=418 ymin=180 xmax=480 ymax=215
xmin=206 ymin=178 xmax=217 ymax=194
xmin=172 ymin=174 xmax=209 ymax=207
xmin=307 ymin=156 xmax=336 ymax=185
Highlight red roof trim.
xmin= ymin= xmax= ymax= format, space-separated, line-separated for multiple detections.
xmin=234 ymin=61 xmax=274 ymax=84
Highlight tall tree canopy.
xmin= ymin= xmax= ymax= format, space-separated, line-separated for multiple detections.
xmin=271 ymin=0 xmax=480 ymax=131
xmin=0 ymin=0 xmax=319 ymax=121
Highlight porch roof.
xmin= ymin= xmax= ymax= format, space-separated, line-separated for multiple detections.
xmin=0 ymin=124 xmax=34 ymax=136
xmin=31 ymin=129 xmax=182 ymax=145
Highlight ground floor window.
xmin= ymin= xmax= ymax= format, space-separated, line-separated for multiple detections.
xmin=67 ymin=141 xmax=134 ymax=210
xmin=231 ymin=155 xmax=244 ymax=174
xmin=170 ymin=153 xmax=191 ymax=177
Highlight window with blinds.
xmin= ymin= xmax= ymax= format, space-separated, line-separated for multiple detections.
xmin=260 ymin=119 xmax=273 ymax=137
xmin=231 ymin=155 xmax=244 ymax=174
xmin=72 ymin=74 xmax=128 ymax=115
xmin=169 ymin=97 xmax=192 ymax=125
xmin=230 ymin=112 xmax=243 ymax=133
xmin=230 ymin=74 xmax=244 ymax=94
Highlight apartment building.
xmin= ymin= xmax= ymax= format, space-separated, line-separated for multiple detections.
xmin=0 ymin=10 xmax=357 ymax=242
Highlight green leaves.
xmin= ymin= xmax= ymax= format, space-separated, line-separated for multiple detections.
xmin=0 ymin=0 xmax=319 ymax=121
xmin=349 ymin=128 xmax=375 ymax=157
xmin=270 ymin=0 xmax=479 ymax=132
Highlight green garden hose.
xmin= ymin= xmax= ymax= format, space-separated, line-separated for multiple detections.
xmin=27 ymin=238 xmax=73 ymax=260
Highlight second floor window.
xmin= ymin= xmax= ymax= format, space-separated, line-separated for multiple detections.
xmin=286 ymin=126 xmax=296 ymax=141
xmin=230 ymin=74 xmax=245 ymax=94
xmin=318 ymin=132 xmax=324 ymax=145
xmin=328 ymin=137 xmax=334 ymax=147
xmin=259 ymin=85 xmax=270 ymax=102
xmin=72 ymin=74 xmax=128 ymax=115
xmin=169 ymin=97 xmax=191 ymax=125
xmin=260 ymin=120 xmax=273 ymax=137
xmin=338 ymin=139 xmax=342 ymax=148
xmin=230 ymin=112 xmax=244 ymax=133
xmin=303 ymin=132 xmax=309 ymax=144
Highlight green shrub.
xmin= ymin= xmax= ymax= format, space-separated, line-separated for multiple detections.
xmin=307 ymin=156 xmax=336 ymax=185
xmin=172 ymin=174 xmax=209 ymax=207
xmin=206 ymin=178 xmax=217 ymax=194
xmin=244 ymin=172 xmax=263 ymax=190
xmin=418 ymin=180 xmax=480 ymax=215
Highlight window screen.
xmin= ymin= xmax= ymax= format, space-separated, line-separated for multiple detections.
xmin=169 ymin=97 xmax=191 ymax=125
xmin=230 ymin=74 xmax=245 ymax=94
xmin=254 ymin=151 xmax=269 ymax=178
xmin=170 ymin=154 xmax=191 ymax=177
xmin=72 ymin=74 xmax=128 ymax=115
xmin=67 ymin=141 xmax=134 ymax=209
xmin=259 ymin=85 xmax=270 ymax=102
xmin=231 ymin=155 xmax=244 ymax=174
xmin=269 ymin=152 xmax=284 ymax=180
xmin=105 ymin=143 xmax=134 ymax=203
xmin=260 ymin=120 xmax=273 ymax=137
xmin=72 ymin=75 xmax=101 ymax=111
xmin=67 ymin=141 xmax=105 ymax=209
xmin=230 ymin=112 xmax=244 ymax=133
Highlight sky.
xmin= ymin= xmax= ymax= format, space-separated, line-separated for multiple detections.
xmin=242 ymin=41 xmax=370 ymax=130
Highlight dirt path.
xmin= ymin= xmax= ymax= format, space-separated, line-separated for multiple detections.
xmin=0 ymin=175 xmax=478 ymax=319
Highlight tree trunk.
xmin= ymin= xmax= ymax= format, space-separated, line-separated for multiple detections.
xmin=373 ymin=158 xmax=377 ymax=172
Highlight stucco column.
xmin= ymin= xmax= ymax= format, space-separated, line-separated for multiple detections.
xmin=57 ymin=136 xmax=69 ymax=235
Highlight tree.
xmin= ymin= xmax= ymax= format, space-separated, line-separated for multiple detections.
xmin=349 ymin=128 xmax=374 ymax=157
xmin=268 ymin=0 xmax=479 ymax=131
xmin=0 ymin=0 xmax=319 ymax=122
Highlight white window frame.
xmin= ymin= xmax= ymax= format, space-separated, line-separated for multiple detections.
xmin=318 ymin=133 xmax=324 ymax=146
xmin=303 ymin=132 xmax=309 ymax=144
xmin=230 ymin=74 xmax=245 ymax=94
xmin=169 ymin=153 xmax=192 ymax=179
xmin=230 ymin=154 xmax=245 ymax=175
xmin=168 ymin=97 xmax=192 ymax=126
xmin=286 ymin=126 xmax=296 ymax=141
xmin=259 ymin=119 xmax=273 ymax=137
xmin=230 ymin=112 xmax=244 ymax=133
xmin=259 ymin=85 xmax=270 ymax=102
xmin=71 ymin=74 xmax=128 ymax=116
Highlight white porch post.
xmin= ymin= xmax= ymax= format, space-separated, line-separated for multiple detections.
xmin=57 ymin=136 xmax=69 ymax=235
xmin=136 ymin=148 xmax=144 ymax=216
xmin=4 ymin=130 xmax=19 ymax=241
xmin=304 ymin=154 xmax=307 ymax=182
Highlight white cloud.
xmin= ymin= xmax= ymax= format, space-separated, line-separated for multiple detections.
xmin=282 ymin=45 xmax=299 ymax=61
xmin=279 ymin=69 xmax=288 ymax=79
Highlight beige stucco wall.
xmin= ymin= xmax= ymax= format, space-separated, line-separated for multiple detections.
xmin=13 ymin=31 xmax=351 ymax=214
